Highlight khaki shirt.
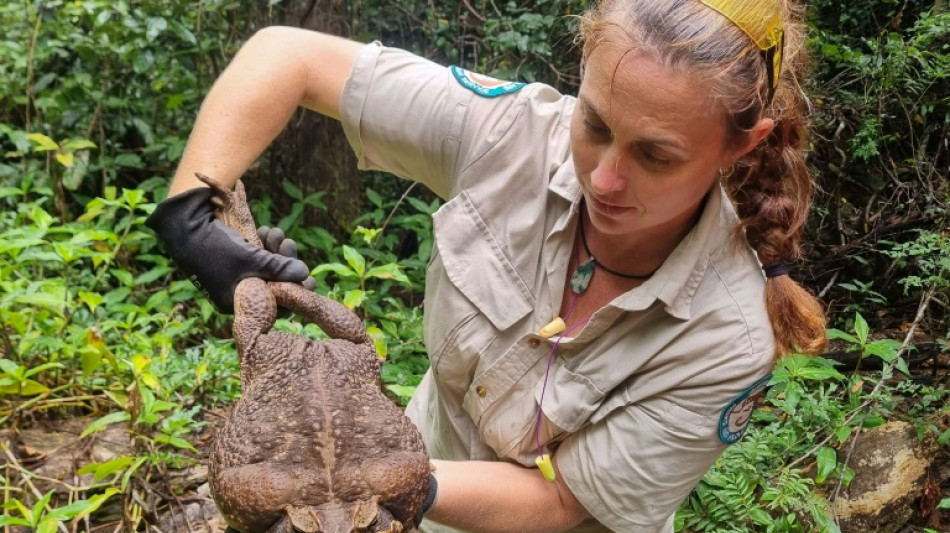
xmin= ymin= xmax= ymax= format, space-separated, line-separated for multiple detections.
xmin=340 ymin=43 xmax=775 ymax=533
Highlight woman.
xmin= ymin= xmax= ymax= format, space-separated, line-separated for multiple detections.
xmin=147 ymin=0 xmax=827 ymax=531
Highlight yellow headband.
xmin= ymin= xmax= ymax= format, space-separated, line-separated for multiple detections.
xmin=700 ymin=0 xmax=784 ymax=97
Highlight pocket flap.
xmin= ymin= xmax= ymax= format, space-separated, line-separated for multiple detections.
xmin=432 ymin=192 xmax=533 ymax=330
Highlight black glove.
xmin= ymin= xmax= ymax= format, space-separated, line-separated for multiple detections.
xmin=145 ymin=187 xmax=312 ymax=313
xmin=257 ymin=225 xmax=317 ymax=292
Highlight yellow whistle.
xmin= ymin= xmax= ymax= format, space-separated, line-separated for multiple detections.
xmin=539 ymin=317 xmax=566 ymax=339
xmin=536 ymin=454 xmax=556 ymax=481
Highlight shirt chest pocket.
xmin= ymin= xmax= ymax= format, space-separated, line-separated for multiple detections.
xmin=425 ymin=191 xmax=534 ymax=392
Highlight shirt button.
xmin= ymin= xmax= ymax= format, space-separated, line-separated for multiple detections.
xmin=528 ymin=338 xmax=541 ymax=348
xmin=476 ymin=385 xmax=487 ymax=397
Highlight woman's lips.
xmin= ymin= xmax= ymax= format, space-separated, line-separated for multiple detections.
xmin=588 ymin=196 xmax=633 ymax=217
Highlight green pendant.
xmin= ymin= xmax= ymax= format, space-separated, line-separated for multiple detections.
xmin=570 ymin=258 xmax=595 ymax=294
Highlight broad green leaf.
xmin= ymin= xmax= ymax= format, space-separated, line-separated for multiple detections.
xmin=0 ymin=379 xmax=50 ymax=396
xmin=155 ymin=434 xmax=197 ymax=451
xmin=783 ymin=381 xmax=802 ymax=413
xmin=342 ymin=245 xmax=366 ymax=277
xmin=134 ymin=265 xmax=173 ymax=285
xmin=78 ymin=456 xmax=133 ymax=480
xmin=835 ymin=425 xmax=853 ymax=443
xmin=826 ymin=328 xmax=859 ymax=345
xmin=55 ymin=151 xmax=74 ymax=168
xmin=937 ymin=428 xmax=950 ymax=447
xmin=114 ymin=153 xmax=144 ymax=168
xmin=311 ymin=263 xmax=357 ymax=279
xmin=281 ymin=179 xmax=303 ymax=200
xmin=23 ymin=362 xmax=64 ymax=379
xmin=45 ymin=489 xmax=118 ymax=521
xmin=80 ymin=411 xmax=131 ymax=438
xmin=367 ymin=264 xmax=410 ymax=284
xmin=80 ymin=347 xmax=102 ymax=376
xmin=862 ymin=414 xmax=885 ymax=428
xmin=0 ymin=358 xmax=21 ymax=375
xmin=11 ymin=292 xmax=65 ymax=315
xmin=854 ymin=313 xmax=869 ymax=344
xmin=797 ymin=366 xmax=845 ymax=381
xmin=386 ymin=384 xmax=417 ymax=399
xmin=815 ymin=446 xmax=837 ymax=483
xmin=78 ymin=291 xmax=105 ymax=312
xmin=122 ymin=188 xmax=146 ymax=208
xmin=27 ymin=133 xmax=59 ymax=151
xmin=0 ymin=516 xmax=31 ymax=527
xmin=36 ymin=519 xmax=58 ymax=533
xmin=938 ymin=498 xmax=950 ymax=510
xmin=366 ymin=326 xmax=387 ymax=358
xmin=63 ymin=139 xmax=97 ymax=151
xmin=343 ymin=289 xmax=366 ymax=310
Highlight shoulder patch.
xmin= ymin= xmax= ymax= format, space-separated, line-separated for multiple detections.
xmin=450 ymin=66 xmax=525 ymax=98
xmin=718 ymin=374 xmax=772 ymax=445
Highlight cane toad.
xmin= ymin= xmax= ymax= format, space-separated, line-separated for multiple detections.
xmin=199 ymin=174 xmax=431 ymax=533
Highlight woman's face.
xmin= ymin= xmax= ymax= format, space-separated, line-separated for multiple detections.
xmin=570 ymin=40 xmax=743 ymax=238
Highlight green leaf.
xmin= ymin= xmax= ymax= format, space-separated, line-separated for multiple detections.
xmin=281 ymin=180 xmax=303 ymax=200
xmin=154 ymin=434 xmax=197 ymax=451
xmin=46 ymin=489 xmax=118 ymax=521
xmin=63 ymin=139 xmax=97 ymax=151
xmin=366 ymin=326 xmax=387 ymax=358
xmin=146 ymin=17 xmax=168 ymax=41
xmin=366 ymin=263 xmax=410 ymax=284
xmin=862 ymin=414 xmax=885 ymax=428
xmin=114 ymin=153 xmax=143 ymax=168
xmin=36 ymin=519 xmax=59 ymax=533
xmin=938 ymin=498 xmax=950 ymax=510
xmin=835 ymin=425 xmax=853 ymax=443
xmin=0 ymin=516 xmax=31 ymax=527
xmin=80 ymin=411 xmax=131 ymax=438
xmin=386 ymin=384 xmax=417 ymax=399
xmin=937 ymin=428 xmax=950 ymax=447
xmin=311 ymin=263 xmax=357 ymax=279
xmin=343 ymin=289 xmax=366 ymax=310
xmin=816 ymin=446 xmax=837 ymax=483
xmin=56 ymin=151 xmax=75 ymax=168
xmin=342 ymin=246 xmax=366 ymax=277
xmin=854 ymin=313 xmax=869 ymax=344
xmin=78 ymin=291 xmax=105 ymax=312
xmin=0 ymin=379 xmax=50 ymax=396
xmin=0 ymin=359 xmax=21 ymax=375
xmin=827 ymin=328 xmax=860 ymax=345
xmin=27 ymin=133 xmax=59 ymax=152
xmin=78 ymin=456 xmax=133 ymax=480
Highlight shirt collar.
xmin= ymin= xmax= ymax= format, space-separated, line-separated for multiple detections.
xmin=548 ymin=163 xmax=737 ymax=320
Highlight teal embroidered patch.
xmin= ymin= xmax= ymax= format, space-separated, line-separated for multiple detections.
xmin=718 ymin=374 xmax=772 ymax=445
xmin=451 ymin=66 xmax=525 ymax=97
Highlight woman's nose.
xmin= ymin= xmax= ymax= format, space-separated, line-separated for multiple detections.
xmin=589 ymin=152 xmax=626 ymax=195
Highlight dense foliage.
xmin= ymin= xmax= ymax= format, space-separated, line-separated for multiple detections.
xmin=1 ymin=0 xmax=947 ymax=531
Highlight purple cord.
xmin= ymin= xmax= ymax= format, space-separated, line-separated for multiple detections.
xmin=535 ymin=291 xmax=589 ymax=455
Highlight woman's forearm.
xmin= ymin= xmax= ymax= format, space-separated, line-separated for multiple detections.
xmin=426 ymin=457 xmax=590 ymax=533
xmin=170 ymin=26 xmax=364 ymax=196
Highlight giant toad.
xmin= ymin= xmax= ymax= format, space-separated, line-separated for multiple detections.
xmin=199 ymin=174 xmax=431 ymax=533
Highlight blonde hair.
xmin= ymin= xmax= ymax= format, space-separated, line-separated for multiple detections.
xmin=579 ymin=0 xmax=826 ymax=357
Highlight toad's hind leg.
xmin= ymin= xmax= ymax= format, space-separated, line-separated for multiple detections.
xmin=213 ymin=463 xmax=309 ymax=533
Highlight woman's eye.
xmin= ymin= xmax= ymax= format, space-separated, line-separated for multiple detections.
xmin=584 ymin=120 xmax=610 ymax=137
xmin=641 ymin=151 xmax=672 ymax=167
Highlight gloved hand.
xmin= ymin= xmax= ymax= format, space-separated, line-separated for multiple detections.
xmin=256 ymin=225 xmax=317 ymax=292
xmin=145 ymin=186 xmax=312 ymax=313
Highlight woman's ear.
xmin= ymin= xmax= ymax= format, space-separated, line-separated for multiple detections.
xmin=732 ymin=117 xmax=775 ymax=160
